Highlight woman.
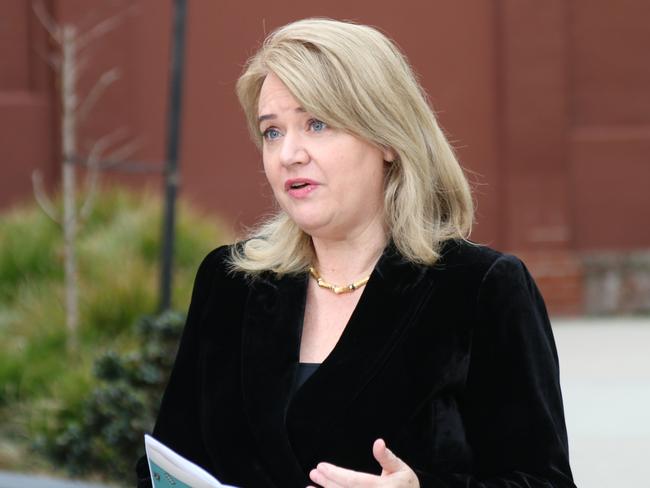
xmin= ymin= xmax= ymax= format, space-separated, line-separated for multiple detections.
xmin=137 ymin=18 xmax=575 ymax=487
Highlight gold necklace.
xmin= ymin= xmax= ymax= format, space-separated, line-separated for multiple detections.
xmin=308 ymin=266 xmax=370 ymax=295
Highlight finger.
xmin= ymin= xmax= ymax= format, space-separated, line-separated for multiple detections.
xmin=309 ymin=467 xmax=346 ymax=488
xmin=314 ymin=461 xmax=378 ymax=486
xmin=372 ymin=438 xmax=405 ymax=474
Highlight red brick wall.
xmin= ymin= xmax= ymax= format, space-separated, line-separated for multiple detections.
xmin=3 ymin=0 xmax=650 ymax=315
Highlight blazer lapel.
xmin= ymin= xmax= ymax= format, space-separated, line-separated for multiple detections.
xmin=241 ymin=270 xmax=309 ymax=486
xmin=285 ymin=244 xmax=435 ymax=471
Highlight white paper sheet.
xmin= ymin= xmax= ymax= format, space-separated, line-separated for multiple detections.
xmin=144 ymin=434 xmax=239 ymax=488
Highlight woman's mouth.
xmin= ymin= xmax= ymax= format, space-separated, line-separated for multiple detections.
xmin=285 ymin=179 xmax=319 ymax=198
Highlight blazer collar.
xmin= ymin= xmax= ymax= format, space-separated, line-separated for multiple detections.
xmin=240 ymin=243 xmax=433 ymax=483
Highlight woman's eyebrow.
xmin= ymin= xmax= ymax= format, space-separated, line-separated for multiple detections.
xmin=258 ymin=107 xmax=306 ymax=124
xmin=258 ymin=114 xmax=276 ymax=123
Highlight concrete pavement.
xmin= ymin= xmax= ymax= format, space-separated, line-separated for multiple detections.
xmin=0 ymin=471 xmax=112 ymax=488
xmin=553 ymin=316 xmax=650 ymax=488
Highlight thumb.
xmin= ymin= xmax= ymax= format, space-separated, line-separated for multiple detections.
xmin=372 ymin=438 xmax=404 ymax=474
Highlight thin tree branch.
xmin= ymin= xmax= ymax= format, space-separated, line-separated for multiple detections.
xmin=79 ymin=162 xmax=101 ymax=222
xmin=77 ymin=68 xmax=121 ymax=122
xmin=73 ymin=38 xmax=108 ymax=82
xmin=32 ymin=170 xmax=61 ymax=225
xmin=76 ymin=5 xmax=139 ymax=51
xmin=83 ymin=127 xmax=129 ymax=169
xmin=73 ymin=53 xmax=92 ymax=82
xmin=34 ymin=46 xmax=62 ymax=71
xmin=79 ymin=128 xmax=130 ymax=220
xmin=75 ymin=5 xmax=110 ymax=34
xmin=100 ymin=137 xmax=143 ymax=169
xmin=33 ymin=0 xmax=62 ymax=44
xmin=74 ymin=0 xmax=139 ymax=33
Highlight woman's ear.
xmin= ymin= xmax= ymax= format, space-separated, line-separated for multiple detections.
xmin=382 ymin=147 xmax=397 ymax=163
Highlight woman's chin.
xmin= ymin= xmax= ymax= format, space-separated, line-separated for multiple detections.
xmin=292 ymin=219 xmax=328 ymax=236
xmin=285 ymin=212 xmax=331 ymax=236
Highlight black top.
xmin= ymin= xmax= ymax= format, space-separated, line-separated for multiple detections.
xmin=136 ymin=240 xmax=575 ymax=487
xmin=292 ymin=362 xmax=320 ymax=394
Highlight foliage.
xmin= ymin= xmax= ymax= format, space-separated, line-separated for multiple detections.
xmin=0 ymin=208 xmax=62 ymax=303
xmin=34 ymin=312 xmax=185 ymax=482
xmin=0 ymin=186 xmax=229 ymax=480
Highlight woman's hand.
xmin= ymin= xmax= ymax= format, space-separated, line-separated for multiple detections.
xmin=307 ymin=439 xmax=420 ymax=487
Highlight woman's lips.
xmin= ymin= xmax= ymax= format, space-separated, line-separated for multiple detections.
xmin=284 ymin=179 xmax=319 ymax=199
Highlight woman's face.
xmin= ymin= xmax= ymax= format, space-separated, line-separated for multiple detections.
xmin=258 ymin=73 xmax=392 ymax=241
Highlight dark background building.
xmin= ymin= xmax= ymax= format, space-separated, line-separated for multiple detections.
xmin=2 ymin=0 xmax=649 ymax=315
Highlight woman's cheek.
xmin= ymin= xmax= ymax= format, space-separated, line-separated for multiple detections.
xmin=262 ymin=159 xmax=277 ymax=188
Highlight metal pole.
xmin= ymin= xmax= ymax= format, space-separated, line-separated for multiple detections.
xmin=159 ymin=0 xmax=187 ymax=312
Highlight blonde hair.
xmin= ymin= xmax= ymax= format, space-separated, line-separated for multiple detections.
xmin=230 ymin=18 xmax=474 ymax=275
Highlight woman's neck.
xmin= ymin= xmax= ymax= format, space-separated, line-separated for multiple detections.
xmin=310 ymin=219 xmax=388 ymax=284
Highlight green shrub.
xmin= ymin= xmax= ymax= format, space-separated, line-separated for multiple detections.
xmin=0 ymin=186 xmax=230 ymax=477
xmin=34 ymin=312 xmax=185 ymax=482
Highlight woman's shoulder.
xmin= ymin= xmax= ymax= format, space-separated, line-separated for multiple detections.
xmin=194 ymin=244 xmax=229 ymax=279
xmin=435 ymin=238 xmax=532 ymax=288
xmin=194 ymin=243 xmax=249 ymax=286
xmin=200 ymin=243 xmax=232 ymax=268
xmin=437 ymin=238 xmax=505 ymax=272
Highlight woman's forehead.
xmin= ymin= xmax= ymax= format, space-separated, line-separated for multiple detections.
xmin=258 ymin=74 xmax=304 ymax=118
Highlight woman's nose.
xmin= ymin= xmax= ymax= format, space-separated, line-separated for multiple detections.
xmin=279 ymin=132 xmax=310 ymax=167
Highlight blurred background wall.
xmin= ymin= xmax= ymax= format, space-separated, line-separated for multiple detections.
xmin=1 ymin=0 xmax=649 ymax=316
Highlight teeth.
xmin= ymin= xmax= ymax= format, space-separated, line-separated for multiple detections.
xmin=291 ymin=182 xmax=308 ymax=189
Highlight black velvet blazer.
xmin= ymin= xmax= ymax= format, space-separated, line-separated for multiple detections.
xmin=136 ymin=239 xmax=575 ymax=487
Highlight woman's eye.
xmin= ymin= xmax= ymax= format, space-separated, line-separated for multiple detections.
xmin=309 ymin=119 xmax=327 ymax=132
xmin=262 ymin=128 xmax=281 ymax=141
